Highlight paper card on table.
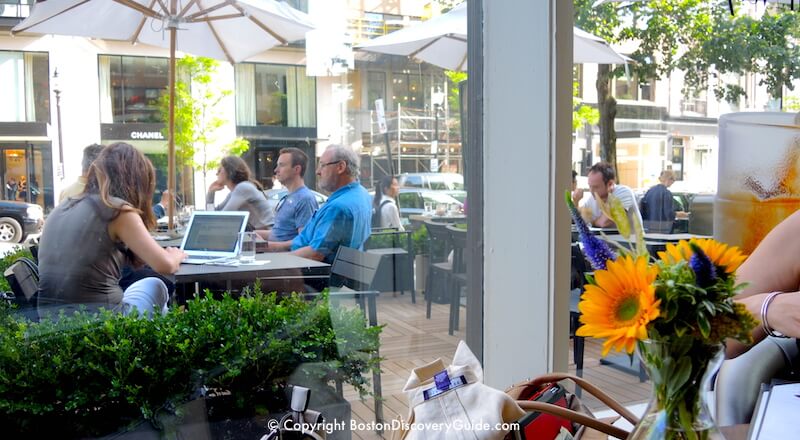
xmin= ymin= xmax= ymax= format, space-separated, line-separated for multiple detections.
xmin=752 ymin=382 xmax=800 ymax=439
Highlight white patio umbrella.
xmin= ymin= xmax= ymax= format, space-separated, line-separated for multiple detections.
xmin=12 ymin=0 xmax=315 ymax=229
xmin=356 ymin=2 xmax=630 ymax=71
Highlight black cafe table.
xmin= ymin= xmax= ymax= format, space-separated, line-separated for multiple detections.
xmin=174 ymin=252 xmax=330 ymax=295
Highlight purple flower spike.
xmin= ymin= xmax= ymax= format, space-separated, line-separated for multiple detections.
xmin=565 ymin=190 xmax=616 ymax=270
xmin=689 ymin=242 xmax=716 ymax=288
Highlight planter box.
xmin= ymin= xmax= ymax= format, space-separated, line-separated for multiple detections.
xmin=289 ymin=366 xmax=353 ymax=440
xmin=98 ymin=397 xmax=212 ymax=440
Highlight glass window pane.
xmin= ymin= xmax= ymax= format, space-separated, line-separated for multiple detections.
xmin=106 ymin=55 xmax=168 ymax=123
xmin=255 ymin=64 xmax=288 ymax=126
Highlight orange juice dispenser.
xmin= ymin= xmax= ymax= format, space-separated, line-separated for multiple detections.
xmin=715 ymin=112 xmax=800 ymax=254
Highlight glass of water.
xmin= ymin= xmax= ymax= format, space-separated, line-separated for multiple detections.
xmin=239 ymin=231 xmax=257 ymax=263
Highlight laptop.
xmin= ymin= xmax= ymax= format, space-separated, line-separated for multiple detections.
xmin=180 ymin=211 xmax=249 ymax=264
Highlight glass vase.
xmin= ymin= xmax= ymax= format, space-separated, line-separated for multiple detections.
xmin=628 ymin=339 xmax=725 ymax=440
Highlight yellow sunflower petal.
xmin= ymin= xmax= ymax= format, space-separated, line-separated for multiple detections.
xmin=574 ymin=255 xmax=661 ymax=355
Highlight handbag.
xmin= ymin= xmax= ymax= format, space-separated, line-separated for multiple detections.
xmin=261 ymin=385 xmax=326 ymax=440
xmin=505 ymin=373 xmax=639 ymax=440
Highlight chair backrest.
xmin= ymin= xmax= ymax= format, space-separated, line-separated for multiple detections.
xmin=424 ymin=220 xmax=452 ymax=263
xmin=329 ymin=246 xmax=383 ymax=291
xmin=570 ymin=243 xmax=591 ymax=291
xmin=4 ymin=257 xmax=39 ymax=301
xmin=365 ymin=228 xmax=413 ymax=255
xmin=446 ymin=225 xmax=467 ymax=273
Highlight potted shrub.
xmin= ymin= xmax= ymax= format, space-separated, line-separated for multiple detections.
xmin=0 ymin=287 xmax=381 ymax=439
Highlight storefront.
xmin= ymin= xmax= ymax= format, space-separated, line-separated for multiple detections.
xmin=0 ymin=123 xmax=54 ymax=212
xmin=237 ymin=126 xmax=318 ymax=191
xmin=100 ymin=123 xmax=194 ymax=205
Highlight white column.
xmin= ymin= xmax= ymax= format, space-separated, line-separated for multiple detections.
xmin=482 ymin=0 xmax=573 ymax=387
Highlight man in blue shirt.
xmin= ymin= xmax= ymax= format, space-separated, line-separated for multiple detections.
xmin=266 ymin=144 xmax=372 ymax=263
xmin=262 ymin=147 xmax=318 ymax=241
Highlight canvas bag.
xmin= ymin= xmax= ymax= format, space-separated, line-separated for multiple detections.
xmin=392 ymin=340 xmax=526 ymax=440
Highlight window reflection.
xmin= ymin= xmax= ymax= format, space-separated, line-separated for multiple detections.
xmin=100 ymin=55 xmax=168 ymax=124
xmin=0 ymin=50 xmax=49 ymax=123
xmin=235 ymin=63 xmax=316 ymax=127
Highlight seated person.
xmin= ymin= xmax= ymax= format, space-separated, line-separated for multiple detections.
xmin=729 ymin=209 xmax=800 ymax=358
xmin=265 ymin=144 xmax=371 ymax=263
xmin=152 ymin=189 xmax=170 ymax=219
xmin=260 ymin=147 xmax=318 ymax=242
xmin=582 ymin=161 xmax=643 ymax=234
xmin=207 ymin=155 xmax=271 ymax=230
xmin=59 ymin=143 xmax=104 ymax=203
xmin=640 ymin=170 xmax=678 ymax=233
xmin=37 ymin=142 xmax=187 ymax=318
xmin=372 ymin=175 xmax=404 ymax=230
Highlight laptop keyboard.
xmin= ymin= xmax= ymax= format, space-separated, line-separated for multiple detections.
xmin=184 ymin=255 xmax=232 ymax=264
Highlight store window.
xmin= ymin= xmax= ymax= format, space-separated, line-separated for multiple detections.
xmin=0 ymin=50 xmax=50 ymax=123
xmin=98 ymin=55 xmax=168 ymax=124
xmin=235 ymin=63 xmax=316 ymax=127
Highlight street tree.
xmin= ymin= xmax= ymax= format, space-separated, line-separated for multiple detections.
xmin=159 ymin=55 xmax=250 ymax=202
xmin=575 ymin=0 xmax=800 ymax=174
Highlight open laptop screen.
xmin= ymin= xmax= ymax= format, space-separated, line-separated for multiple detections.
xmin=182 ymin=213 xmax=247 ymax=253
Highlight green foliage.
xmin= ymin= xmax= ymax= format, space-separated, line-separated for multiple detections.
xmin=0 ymin=246 xmax=34 ymax=292
xmin=158 ymin=56 xmax=249 ymax=176
xmin=0 ymin=289 xmax=381 ymax=436
xmin=411 ymin=225 xmax=429 ymax=256
xmin=573 ymin=81 xmax=599 ymax=131
xmin=444 ymin=70 xmax=467 ymax=114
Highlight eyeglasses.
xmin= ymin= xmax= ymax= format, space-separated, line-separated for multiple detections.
xmin=318 ymin=160 xmax=342 ymax=169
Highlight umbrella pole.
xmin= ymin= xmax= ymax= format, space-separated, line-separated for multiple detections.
xmin=167 ymin=6 xmax=177 ymax=232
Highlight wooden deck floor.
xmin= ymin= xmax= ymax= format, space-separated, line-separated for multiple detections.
xmin=343 ymin=293 xmax=652 ymax=439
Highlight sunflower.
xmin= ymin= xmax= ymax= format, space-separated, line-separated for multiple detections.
xmin=657 ymin=238 xmax=746 ymax=274
xmin=576 ymin=255 xmax=661 ymax=356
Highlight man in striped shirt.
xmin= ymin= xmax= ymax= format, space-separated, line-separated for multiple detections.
xmin=582 ymin=162 xmax=643 ymax=234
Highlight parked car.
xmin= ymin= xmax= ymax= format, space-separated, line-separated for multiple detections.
xmin=397 ymin=188 xmax=463 ymax=218
xmin=263 ymin=188 xmax=328 ymax=226
xmin=397 ymin=173 xmax=466 ymax=202
xmin=0 ymin=200 xmax=44 ymax=243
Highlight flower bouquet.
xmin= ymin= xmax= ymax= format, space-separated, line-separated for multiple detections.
xmin=566 ymin=191 xmax=758 ymax=440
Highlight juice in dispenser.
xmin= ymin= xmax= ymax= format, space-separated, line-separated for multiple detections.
xmin=715 ymin=112 xmax=800 ymax=254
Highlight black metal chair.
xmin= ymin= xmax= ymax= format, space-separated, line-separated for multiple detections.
xmin=570 ymin=244 xmax=588 ymax=380
xmin=424 ymin=220 xmax=453 ymax=320
xmin=305 ymin=246 xmax=384 ymax=426
xmin=446 ymin=225 xmax=467 ymax=335
xmin=3 ymin=257 xmax=40 ymax=321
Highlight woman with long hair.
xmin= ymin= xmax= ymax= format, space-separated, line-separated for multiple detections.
xmin=207 ymin=155 xmax=271 ymax=229
xmin=38 ymin=142 xmax=186 ymax=318
xmin=372 ymin=175 xmax=403 ymax=230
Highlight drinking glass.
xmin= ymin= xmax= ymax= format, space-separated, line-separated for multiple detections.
xmin=239 ymin=231 xmax=257 ymax=263
xmin=424 ymin=201 xmax=433 ymax=214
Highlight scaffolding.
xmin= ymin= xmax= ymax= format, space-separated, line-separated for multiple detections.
xmin=362 ymin=104 xmax=462 ymax=187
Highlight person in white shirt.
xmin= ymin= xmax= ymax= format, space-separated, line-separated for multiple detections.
xmin=579 ymin=161 xmax=642 ymax=233
xmin=372 ymin=175 xmax=404 ymax=230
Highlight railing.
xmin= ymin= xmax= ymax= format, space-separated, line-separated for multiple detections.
xmin=361 ymin=104 xmax=463 ymax=178
xmin=0 ymin=0 xmax=32 ymax=18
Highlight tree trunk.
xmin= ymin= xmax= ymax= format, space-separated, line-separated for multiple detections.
xmin=596 ymin=64 xmax=618 ymax=172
